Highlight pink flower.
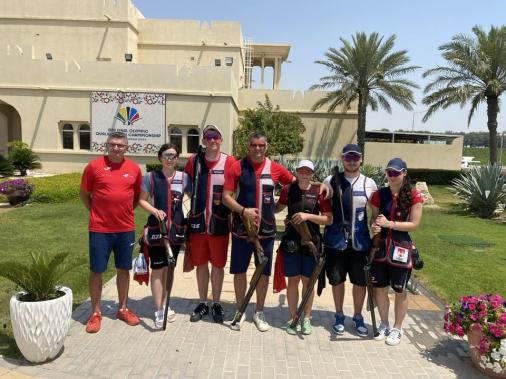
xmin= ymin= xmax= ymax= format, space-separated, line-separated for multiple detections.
xmin=455 ymin=325 xmax=465 ymax=337
xmin=479 ymin=303 xmax=487 ymax=311
xmin=472 ymin=323 xmax=483 ymax=332
xmin=470 ymin=314 xmax=478 ymax=321
xmin=468 ymin=303 xmax=476 ymax=311
xmin=479 ymin=337 xmax=490 ymax=355
xmin=497 ymin=313 xmax=506 ymax=325
xmin=489 ymin=323 xmax=505 ymax=338
xmin=478 ymin=311 xmax=487 ymax=319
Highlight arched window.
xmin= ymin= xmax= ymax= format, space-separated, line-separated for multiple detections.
xmin=62 ymin=124 xmax=74 ymax=149
xmin=169 ymin=127 xmax=182 ymax=152
xmin=187 ymin=128 xmax=200 ymax=153
xmin=79 ymin=124 xmax=91 ymax=150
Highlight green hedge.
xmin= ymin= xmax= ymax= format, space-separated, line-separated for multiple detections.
xmin=28 ymin=173 xmax=82 ymax=203
xmin=407 ymin=169 xmax=462 ymax=185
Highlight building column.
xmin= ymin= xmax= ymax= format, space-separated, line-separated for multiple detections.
xmin=274 ymin=57 xmax=281 ymax=89
xmin=261 ymin=55 xmax=265 ymax=88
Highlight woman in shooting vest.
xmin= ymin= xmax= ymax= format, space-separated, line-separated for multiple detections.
xmin=275 ymin=160 xmax=332 ymax=335
xmin=370 ymin=157 xmax=423 ymax=346
xmin=139 ymin=143 xmax=191 ymax=328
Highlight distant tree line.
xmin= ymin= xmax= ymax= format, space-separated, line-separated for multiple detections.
xmin=395 ymin=130 xmax=504 ymax=148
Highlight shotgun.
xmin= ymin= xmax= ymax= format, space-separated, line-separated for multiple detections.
xmin=158 ymin=216 xmax=176 ymax=331
xmin=364 ymin=233 xmax=381 ymax=338
xmin=230 ymin=213 xmax=268 ymax=328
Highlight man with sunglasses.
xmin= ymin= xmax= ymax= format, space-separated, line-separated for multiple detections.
xmin=222 ymin=132 xmax=294 ymax=332
xmin=321 ymin=143 xmax=377 ymax=338
xmin=80 ymin=131 xmax=142 ymax=333
xmin=184 ymin=124 xmax=236 ymax=323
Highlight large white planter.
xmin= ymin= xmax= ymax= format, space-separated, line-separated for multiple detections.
xmin=10 ymin=286 xmax=73 ymax=363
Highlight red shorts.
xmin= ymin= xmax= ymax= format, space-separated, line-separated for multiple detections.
xmin=188 ymin=233 xmax=229 ymax=268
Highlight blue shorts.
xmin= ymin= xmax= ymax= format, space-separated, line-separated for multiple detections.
xmin=283 ymin=252 xmax=316 ymax=278
xmin=230 ymin=236 xmax=274 ymax=276
xmin=89 ymin=231 xmax=135 ymax=273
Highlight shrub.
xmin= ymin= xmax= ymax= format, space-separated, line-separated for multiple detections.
xmin=146 ymin=163 xmax=162 ymax=172
xmin=451 ymin=164 xmax=506 ymax=218
xmin=361 ymin=164 xmax=386 ymax=187
xmin=0 ymin=154 xmax=14 ymax=177
xmin=28 ymin=173 xmax=82 ymax=203
xmin=407 ymin=169 xmax=462 ymax=185
xmin=7 ymin=141 xmax=41 ymax=176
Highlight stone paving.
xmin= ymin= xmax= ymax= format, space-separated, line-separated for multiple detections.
xmin=0 ymin=243 xmax=486 ymax=379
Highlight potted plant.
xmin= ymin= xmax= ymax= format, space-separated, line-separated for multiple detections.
xmin=444 ymin=294 xmax=506 ymax=378
xmin=0 ymin=178 xmax=34 ymax=206
xmin=0 ymin=252 xmax=78 ymax=363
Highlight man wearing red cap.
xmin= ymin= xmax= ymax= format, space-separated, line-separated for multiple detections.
xmin=184 ymin=124 xmax=236 ymax=323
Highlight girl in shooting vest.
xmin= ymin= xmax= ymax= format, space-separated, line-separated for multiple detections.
xmin=275 ymin=160 xmax=332 ymax=335
xmin=370 ymin=158 xmax=423 ymax=346
xmin=139 ymin=143 xmax=191 ymax=328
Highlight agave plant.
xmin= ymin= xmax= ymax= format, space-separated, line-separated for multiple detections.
xmin=0 ymin=252 xmax=78 ymax=301
xmin=451 ymin=165 xmax=506 ymax=218
xmin=361 ymin=163 xmax=386 ymax=187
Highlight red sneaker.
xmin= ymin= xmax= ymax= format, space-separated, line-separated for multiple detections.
xmin=86 ymin=312 xmax=102 ymax=333
xmin=116 ymin=308 xmax=140 ymax=326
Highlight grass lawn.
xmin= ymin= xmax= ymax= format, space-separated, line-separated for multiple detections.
xmin=410 ymin=185 xmax=506 ymax=304
xmin=463 ymin=147 xmax=506 ymax=165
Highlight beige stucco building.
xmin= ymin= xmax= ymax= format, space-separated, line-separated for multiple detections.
xmin=0 ymin=0 xmax=462 ymax=173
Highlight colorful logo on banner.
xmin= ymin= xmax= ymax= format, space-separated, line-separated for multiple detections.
xmin=115 ymin=106 xmax=142 ymax=126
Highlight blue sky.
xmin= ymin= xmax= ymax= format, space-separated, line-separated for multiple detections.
xmin=133 ymin=0 xmax=506 ymax=134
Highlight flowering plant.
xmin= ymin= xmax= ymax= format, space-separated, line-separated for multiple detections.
xmin=0 ymin=179 xmax=34 ymax=197
xmin=444 ymin=294 xmax=506 ymax=373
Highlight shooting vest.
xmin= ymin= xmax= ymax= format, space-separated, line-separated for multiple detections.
xmin=146 ymin=170 xmax=186 ymax=245
xmin=323 ymin=172 xmax=371 ymax=252
xmin=188 ymin=153 xmax=230 ymax=236
xmin=232 ymin=158 xmax=276 ymax=239
xmin=280 ymin=182 xmax=322 ymax=255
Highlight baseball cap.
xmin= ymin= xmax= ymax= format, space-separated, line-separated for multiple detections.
xmin=386 ymin=157 xmax=407 ymax=171
xmin=202 ymin=124 xmax=222 ymax=137
xmin=342 ymin=143 xmax=362 ymax=155
xmin=296 ymin=159 xmax=315 ymax=172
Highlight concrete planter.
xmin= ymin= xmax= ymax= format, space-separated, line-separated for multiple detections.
xmin=10 ymin=287 xmax=73 ymax=363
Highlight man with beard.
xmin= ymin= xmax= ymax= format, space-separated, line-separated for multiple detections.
xmin=321 ymin=144 xmax=377 ymax=338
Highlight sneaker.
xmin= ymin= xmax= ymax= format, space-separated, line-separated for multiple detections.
xmin=190 ymin=303 xmax=209 ymax=322
xmin=211 ymin=303 xmax=224 ymax=324
xmin=253 ymin=311 xmax=270 ymax=332
xmin=166 ymin=307 xmax=176 ymax=323
xmin=374 ymin=322 xmax=390 ymax=341
xmin=85 ymin=312 xmax=102 ymax=333
xmin=230 ymin=311 xmax=246 ymax=331
xmin=352 ymin=314 xmax=368 ymax=338
xmin=116 ymin=308 xmax=140 ymax=326
xmin=386 ymin=328 xmax=402 ymax=346
xmin=154 ymin=310 xmax=164 ymax=329
xmin=285 ymin=321 xmax=298 ymax=335
xmin=332 ymin=313 xmax=345 ymax=335
xmin=301 ymin=318 xmax=312 ymax=335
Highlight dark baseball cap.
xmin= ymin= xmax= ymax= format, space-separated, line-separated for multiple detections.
xmin=386 ymin=157 xmax=407 ymax=171
xmin=342 ymin=143 xmax=362 ymax=155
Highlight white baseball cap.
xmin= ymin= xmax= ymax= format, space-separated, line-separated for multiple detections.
xmin=202 ymin=124 xmax=222 ymax=137
xmin=296 ymin=159 xmax=315 ymax=172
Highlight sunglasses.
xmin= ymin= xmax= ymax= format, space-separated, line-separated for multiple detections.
xmin=343 ymin=153 xmax=362 ymax=162
xmin=203 ymin=132 xmax=221 ymax=141
xmin=250 ymin=143 xmax=266 ymax=149
xmin=161 ymin=152 xmax=178 ymax=160
xmin=107 ymin=143 xmax=127 ymax=149
xmin=386 ymin=170 xmax=404 ymax=177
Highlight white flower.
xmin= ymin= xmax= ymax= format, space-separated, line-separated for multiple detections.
xmin=486 ymin=362 xmax=494 ymax=369
xmin=491 ymin=349 xmax=501 ymax=361
xmin=493 ymin=362 xmax=502 ymax=373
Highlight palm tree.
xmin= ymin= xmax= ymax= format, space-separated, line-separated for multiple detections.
xmin=310 ymin=32 xmax=419 ymax=155
xmin=422 ymin=25 xmax=506 ymax=164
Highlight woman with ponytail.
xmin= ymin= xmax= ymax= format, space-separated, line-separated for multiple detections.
xmin=369 ymin=158 xmax=423 ymax=346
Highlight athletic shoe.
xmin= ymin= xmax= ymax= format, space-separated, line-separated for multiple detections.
xmin=352 ymin=314 xmax=368 ymax=338
xmin=211 ymin=303 xmax=224 ymax=324
xmin=301 ymin=318 xmax=312 ymax=335
xmin=116 ymin=308 xmax=140 ymax=326
xmin=166 ymin=307 xmax=176 ymax=323
xmin=285 ymin=321 xmax=297 ymax=335
xmin=374 ymin=322 xmax=390 ymax=341
xmin=154 ymin=310 xmax=164 ymax=329
xmin=386 ymin=328 xmax=402 ymax=346
xmin=85 ymin=312 xmax=102 ymax=333
xmin=253 ymin=311 xmax=270 ymax=332
xmin=332 ymin=313 xmax=345 ymax=335
xmin=229 ymin=312 xmax=246 ymax=331
xmin=190 ymin=303 xmax=209 ymax=322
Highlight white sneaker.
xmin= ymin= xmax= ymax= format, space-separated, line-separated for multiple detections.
xmin=166 ymin=307 xmax=176 ymax=323
xmin=154 ymin=310 xmax=164 ymax=329
xmin=374 ymin=323 xmax=390 ymax=340
xmin=253 ymin=311 xmax=270 ymax=332
xmin=230 ymin=312 xmax=246 ymax=331
xmin=385 ymin=328 xmax=402 ymax=346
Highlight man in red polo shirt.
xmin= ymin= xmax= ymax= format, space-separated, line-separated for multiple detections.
xmin=223 ymin=131 xmax=294 ymax=332
xmin=80 ymin=131 xmax=142 ymax=333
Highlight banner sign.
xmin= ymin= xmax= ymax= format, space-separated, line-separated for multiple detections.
xmin=91 ymin=91 xmax=165 ymax=154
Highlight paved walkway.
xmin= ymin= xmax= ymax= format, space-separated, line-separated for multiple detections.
xmin=0 ymin=243 xmax=484 ymax=379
